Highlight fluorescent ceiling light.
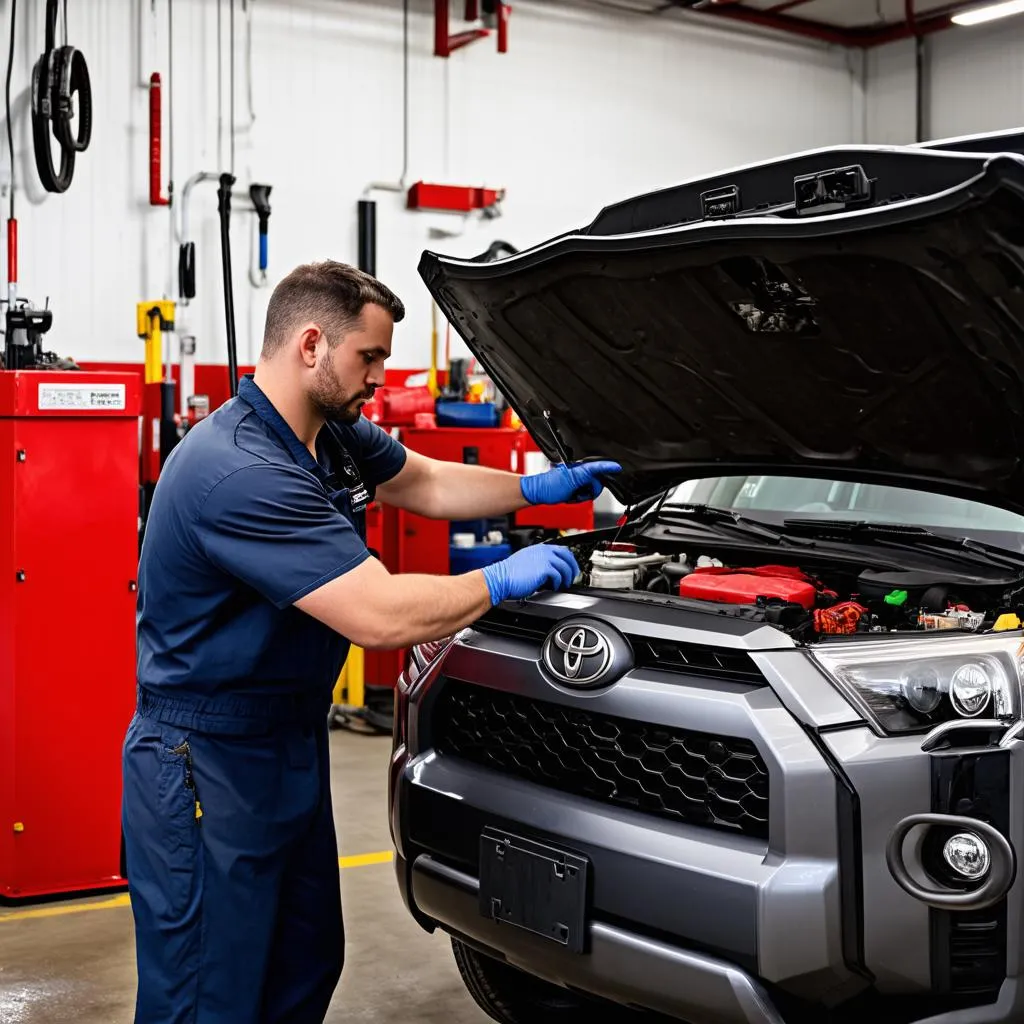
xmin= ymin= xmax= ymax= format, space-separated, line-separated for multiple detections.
xmin=952 ymin=0 xmax=1024 ymax=25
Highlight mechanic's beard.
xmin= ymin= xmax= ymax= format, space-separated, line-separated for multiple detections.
xmin=310 ymin=358 xmax=372 ymax=425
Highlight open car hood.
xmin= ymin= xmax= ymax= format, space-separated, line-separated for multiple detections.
xmin=418 ymin=141 xmax=1024 ymax=513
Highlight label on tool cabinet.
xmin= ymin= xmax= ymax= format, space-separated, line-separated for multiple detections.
xmin=37 ymin=382 xmax=127 ymax=410
xmin=524 ymin=451 xmax=550 ymax=476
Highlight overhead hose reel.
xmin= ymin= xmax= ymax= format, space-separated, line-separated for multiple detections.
xmin=31 ymin=0 xmax=93 ymax=194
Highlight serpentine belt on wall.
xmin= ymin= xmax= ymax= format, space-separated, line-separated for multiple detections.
xmin=31 ymin=0 xmax=92 ymax=193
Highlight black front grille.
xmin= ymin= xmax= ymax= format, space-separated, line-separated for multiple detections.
xmin=633 ymin=638 xmax=766 ymax=683
xmin=433 ymin=682 xmax=770 ymax=838
xmin=472 ymin=607 xmax=548 ymax=641
xmin=472 ymin=609 xmax=767 ymax=684
xmin=948 ymin=913 xmax=1006 ymax=997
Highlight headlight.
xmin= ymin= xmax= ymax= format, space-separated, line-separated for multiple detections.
xmin=811 ymin=634 xmax=1024 ymax=735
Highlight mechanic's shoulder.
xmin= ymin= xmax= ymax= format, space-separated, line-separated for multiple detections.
xmin=337 ymin=414 xmax=401 ymax=455
xmin=199 ymin=460 xmax=312 ymax=513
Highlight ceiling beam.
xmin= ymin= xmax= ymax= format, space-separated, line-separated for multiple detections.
xmin=696 ymin=2 xmax=975 ymax=47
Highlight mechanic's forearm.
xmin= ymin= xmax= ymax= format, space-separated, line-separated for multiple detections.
xmin=363 ymin=571 xmax=493 ymax=648
xmin=295 ymin=555 xmax=496 ymax=648
xmin=423 ymin=461 xmax=529 ymax=519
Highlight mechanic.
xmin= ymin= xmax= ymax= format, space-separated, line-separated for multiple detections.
xmin=121 ymin=260 xmax=620 ymax=1024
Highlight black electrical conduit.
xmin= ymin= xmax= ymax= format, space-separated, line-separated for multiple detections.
xmin=31 ymin=0 xmax=92 ymax=193
xmin=358 ymin=199 xmax=375 ymax=276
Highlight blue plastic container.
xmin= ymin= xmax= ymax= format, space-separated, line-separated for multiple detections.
xmin=451 ymin=519 xmax=489 ymax=541
xmin=449 ymin=543 xmax=511 ymax=575
xmin=435 ymin=401 xmax=499 ymax=428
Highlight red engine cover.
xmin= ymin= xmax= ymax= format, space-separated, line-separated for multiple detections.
xmin=679 ymin=571 xmax=817 ymax=609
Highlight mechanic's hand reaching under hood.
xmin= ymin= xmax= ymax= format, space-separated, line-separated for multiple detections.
xmin=481 ymin=545 xmax=580 ymax=606
xmin=521 ymin=460 xmax=622 ymax=505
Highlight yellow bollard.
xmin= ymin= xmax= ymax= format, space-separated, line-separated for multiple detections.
xmin=332 ymin=662 xmax=348 ymax=705
xmin=136 ymin=300 xmax=176 ymax=385
xmin=346 ymin=646 xmax=365 ymax=709
xmin=333 ymin=646 xmax=365 ymax=708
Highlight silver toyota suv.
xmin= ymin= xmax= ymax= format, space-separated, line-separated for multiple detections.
xmin=388 ymin=128 xmax=1024 ymax=1024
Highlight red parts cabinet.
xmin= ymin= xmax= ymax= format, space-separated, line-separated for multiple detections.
xmin=0 ymin=371 xmax=142 ymax=900
xmin=399 ymin=426 xmax=522 ymax=576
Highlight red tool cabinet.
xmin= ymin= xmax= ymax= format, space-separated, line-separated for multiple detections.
xmin=0 ymin=371 xmax=141 ymax=900
xmin=398 ymin=426 xmax=522 ymax=575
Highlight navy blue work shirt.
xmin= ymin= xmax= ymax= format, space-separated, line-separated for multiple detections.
xmin=134 ymin=374 xmax=406 ymax=733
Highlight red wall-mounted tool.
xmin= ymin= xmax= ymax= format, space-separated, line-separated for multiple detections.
xmin=435 ymin=0 xmax=509 ymax=57
xmin=406 ymin=182 xmax=505 ymax=213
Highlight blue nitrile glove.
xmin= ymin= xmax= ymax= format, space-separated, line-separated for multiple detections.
xmin=481 ymin=545 xmax=581 ymax=606
xmin=520 ymin=460 xmax=622 ymax=505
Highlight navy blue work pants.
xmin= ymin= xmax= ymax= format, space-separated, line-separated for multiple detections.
xmin=121 ymin=712 xmax=343 ymax=1023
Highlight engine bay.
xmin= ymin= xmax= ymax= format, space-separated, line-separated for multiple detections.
xmin=547 ymin=532 xmax=1024 ymax=642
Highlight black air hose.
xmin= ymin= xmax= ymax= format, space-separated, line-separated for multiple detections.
xmin=218 ymin=172 xmax=239 ymax=397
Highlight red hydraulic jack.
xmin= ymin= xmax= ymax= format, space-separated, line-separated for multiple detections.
xmin=435 ymin=0 xmax=509 ymax=58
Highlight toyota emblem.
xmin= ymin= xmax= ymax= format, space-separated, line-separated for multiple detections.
xmin=543 ymin=623 xmax=614 ymax=687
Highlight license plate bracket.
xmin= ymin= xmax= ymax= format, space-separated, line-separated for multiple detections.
xmin=479 ymin=828 xmax=588 ymax=954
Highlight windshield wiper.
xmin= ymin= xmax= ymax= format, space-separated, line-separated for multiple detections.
xmin=656 ymin=504 xmax=808 ymax=546
xmin=782 ymin=519 xmax=1024 ymax=569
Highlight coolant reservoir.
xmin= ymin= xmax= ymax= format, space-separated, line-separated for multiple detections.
xmin=589 ymin=545 xmax=672 ymax=589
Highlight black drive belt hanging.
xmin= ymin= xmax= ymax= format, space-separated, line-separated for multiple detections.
xmin=31 ymin=0 xmax=92 ymax=194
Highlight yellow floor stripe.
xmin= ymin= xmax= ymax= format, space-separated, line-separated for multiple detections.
xmin=0 ymin=850 xmax=394 ymax=924
xmin=0 ymin=894 xmax=131 ymax=923
xmin=338 ymin=850 xmax=393 ymax=869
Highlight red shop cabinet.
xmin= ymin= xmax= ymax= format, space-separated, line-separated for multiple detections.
xmin=0 ymin=371 xmax=141 ymax=900
xmin=398 ymin=425 xmax=521 ymax=575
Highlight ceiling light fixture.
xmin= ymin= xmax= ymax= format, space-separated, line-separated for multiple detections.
xmin=952 ymin=0 xmax=1024 ymax=26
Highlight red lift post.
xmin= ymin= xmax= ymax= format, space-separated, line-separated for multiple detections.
xmin=0 ymin=370 xmax=142 ymax=900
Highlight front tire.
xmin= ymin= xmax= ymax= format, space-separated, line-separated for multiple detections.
xmin=450 ymin=937 xmax=676 ymax=1022
xmin=450 ymin=938 xmax=595 ymax=1023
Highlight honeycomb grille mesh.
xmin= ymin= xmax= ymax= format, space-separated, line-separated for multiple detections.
xmin=434 ymin=682 xmax=770 ymax=838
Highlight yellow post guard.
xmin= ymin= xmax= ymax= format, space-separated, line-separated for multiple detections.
xmin=137 ymin=300 xmax=176 ymax=385
xmin=333 ymin=646 xmax=365 ymax=707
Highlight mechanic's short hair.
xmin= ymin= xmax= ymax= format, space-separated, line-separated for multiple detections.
xmin=261 ymin=260 xmax=405 ymax=356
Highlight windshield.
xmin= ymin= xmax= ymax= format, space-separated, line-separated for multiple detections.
xmin=669 ymin=475 xmax=1024 ymax=551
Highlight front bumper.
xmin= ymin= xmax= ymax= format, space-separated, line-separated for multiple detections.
xmin=396 ymin=846 xmax=1024 ymax=1024
xmin=391 ymin=614 xmax=1024 ymax=1022
xmin=400 ymin=850 xmax=787 ymax=1024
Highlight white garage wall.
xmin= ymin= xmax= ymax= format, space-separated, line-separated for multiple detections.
xmin=867 ymin=17 xmax=1024 ymax=146
xmin=0 ymin=0 xmax=860 ymax=368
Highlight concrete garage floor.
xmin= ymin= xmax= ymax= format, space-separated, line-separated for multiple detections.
xmin=0 ymin=730 xmax=487 ymax=1024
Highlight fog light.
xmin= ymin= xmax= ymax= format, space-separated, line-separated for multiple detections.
xmin=943 ymin=832 xmax=991 ymax=880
